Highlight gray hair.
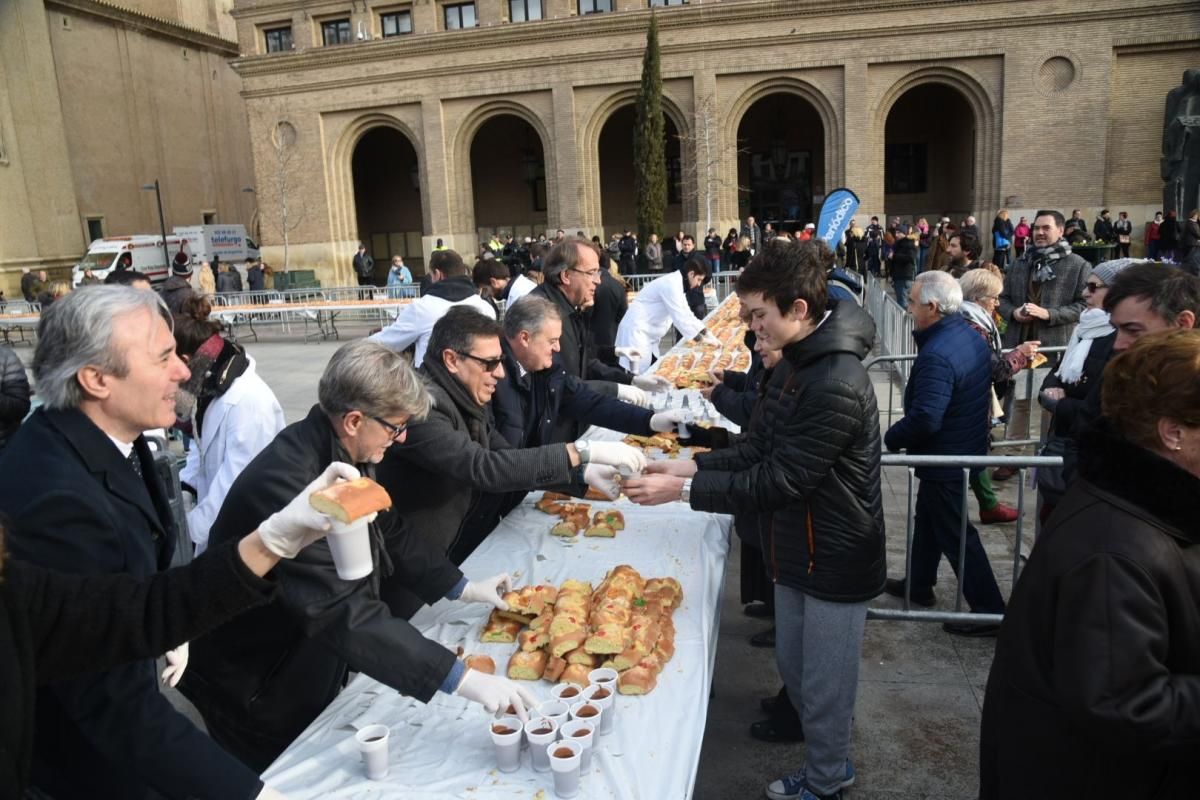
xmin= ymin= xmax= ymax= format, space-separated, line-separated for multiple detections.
xmin=958 ymin=268 xmax=1003 ymax=303
xmin=913 ymin=270 xmax=963 ymax=315
xmin=318 ymin=339 xmax=432 ymax=422
xmin=542 ymin=238 xmax=597 ymax=285
xmin=33 ymin=286 xmax=173 ymax=411
xmin=503 ymin=295 xmax=561 ymax=340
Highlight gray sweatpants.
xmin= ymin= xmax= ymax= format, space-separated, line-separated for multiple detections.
xmin=775 ymin=584 xmax=868 ymax=796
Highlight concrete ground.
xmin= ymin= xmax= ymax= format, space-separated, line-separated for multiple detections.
xmin=11 ymin=321 xmax=1029 ymax=799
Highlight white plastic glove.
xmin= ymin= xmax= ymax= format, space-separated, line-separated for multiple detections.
xmin=613 ymin=346 xmax=643 ymax=361
xmin=257 ymin=462 xmax=362 ymax=558
xmin=460 ymin=574 xmax=512 ymax=610
xmin=699 ymin=334 xmax=721 ymax=348
xmin=583 ymin=464 xmax=622 ymax=498
xmin=574 ymin=440 xmax=647 ymax=474
xmin=632 ymin=374 xmax=672 ymax=393
xmin=455 ymin=669 xmax=538 ymax=722
xmin=160 ymin=642 xmax=188 ymax=688
xmin=616 ymin=384 xmax=650 ymax=407
xmin=255 ymin=787 xmax=290 ymax=800
xmin=649 ymin=409 xmax=687 ymax=433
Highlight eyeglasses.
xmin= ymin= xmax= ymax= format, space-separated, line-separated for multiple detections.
xmin=456 ymin=351 xmax=504 ymax=374
xmin=370 ymin=415 xmax=408 ymax=441
xmin=568 ymin=267 xmax=602 ymax=281
xmin=1084 ymin=282 xmax=1106 ymax=292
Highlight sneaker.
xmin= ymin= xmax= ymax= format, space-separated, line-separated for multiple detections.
xmin=883 ymin=577 xmax=936 ymax=607
xmin=980 ymin=503 xmax=1020 ymax=524
xmin=765 ymin=761 xmax=855 ymax=800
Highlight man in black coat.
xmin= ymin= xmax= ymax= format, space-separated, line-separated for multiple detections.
xmin=674 ymin=236 xmax=709 ymax=319
xmin=590 ymin=255 xmax=627 ymax=367
xmin=353 ymin=243 xmax=375 ymax=286
xmin=625 ymin=241 xmax=883 ymax=800
xmin=375 ymin=307 xmax=647 ymax=564
xmin=0 ymin=286 xmax=267 ymax=800
xmin=617 ymin=230 xmax=637 ymax=274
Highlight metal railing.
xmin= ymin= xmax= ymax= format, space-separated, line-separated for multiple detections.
xmin=619 ymin=270 xmax=742 ymax=305
xmin=868 ymin=453 xmax=1062 ymax=625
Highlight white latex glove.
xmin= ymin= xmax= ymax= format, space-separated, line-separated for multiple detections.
xmin=699 ymin=334 xmax=721 ymax=348
xmin=616 ymin=384 xmax=650 ymax=407
xmin=649 ymin=409 xmax=687 ymax=433
xmin=574 ymin=440 xmax=647 ymax=474
xmin=632 ymin=374 xmax=672 ymax=393
xmin=257 ymin=462 xmax=362 ymax=558
xmin=584 ymin=464 xmax=622 ymax=498
xmin=455 ymin=669 xmax=538 ymax=722
xmin=613 ymin=346 xmax=642 ymax=361
xmin=256 ymin=787 xmax=290 ymax=800
xmin=160 ymin=642 xmax=188 ymax=688
xmin=460 ymin=574 xmax=512 ymax=610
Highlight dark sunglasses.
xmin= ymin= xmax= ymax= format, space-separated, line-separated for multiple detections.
xmin=456 ymin=351 xmax=504 ymax=373
xmin=371 ymin=415 xmax=408 ymax=441
xmin=1084 ymin=282 xmax=1106 ymax=292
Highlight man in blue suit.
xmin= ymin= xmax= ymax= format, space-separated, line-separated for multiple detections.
xmin=883 ymin=270 xmax=1006 ymax=637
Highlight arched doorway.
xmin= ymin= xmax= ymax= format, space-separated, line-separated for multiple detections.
xmin=884 ymin=83 xmax=975 ymax=222
xmin=597 ymin=105 xmax=682 ymax=238
xmin=352 ymin=126 xmax=424 ymax=279
xmin=736 ymin=93 xmax=825 ymax=232
xmin=469 ymin=114 xmax=548 ymax=243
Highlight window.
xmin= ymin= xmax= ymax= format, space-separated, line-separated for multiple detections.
xmin=443 ymin=3 xmax=476 ymax=29
xmin=86 ymin=217 xmax=104 ymax=242
xmin=202 ymin=211 xmax=217 ymax=225
xmin=381 ymin=10 xmax=413 ymax=36
xmin=649 ymin=0 xmax=685 ymax=5
xmin=321 ymin=18 xmax=352 ymax=46
xmin=578 ymin=0 xmax=611 ymax=13
xmin=509 ymin=0 xmax=542 ymax=21
xmin=667 ymin=157 xmax=681 ymax=204
xmin=884 ymin=142 xmax=928 ymax=194
xmin=263 ymin=26 xmax=293 ymax=53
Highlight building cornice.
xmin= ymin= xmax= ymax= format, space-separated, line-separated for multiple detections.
xmin=234 ymin=0 xmax=1200 ymax=97
xmin=45 ymin=0 xmax=240 ymax=55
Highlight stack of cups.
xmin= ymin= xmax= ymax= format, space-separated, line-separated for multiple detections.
xmin=489 ymin=716 xmax=523 ymax=773
xmin=558 ymin=719 xmax=595 ymax=772
xmin=586 ymin=668 xmax=619 ymax=736
xmin=354 ymin=724 xmax=390 ymax=780
xmin=524 ymin=717 xmax=559 ymax=773
xmin=549 ymin=739 xmax=584 ymax=799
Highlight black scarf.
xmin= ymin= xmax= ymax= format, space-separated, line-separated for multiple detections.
xmin=177 ymin=338 xmax=250 ymax=438
xmin=419 ymin=355 xmax=489 ymax=445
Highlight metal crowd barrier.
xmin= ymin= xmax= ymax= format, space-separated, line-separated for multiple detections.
xmin=1 ymin=300 xmax=40 ymax=345
xmin=869 ymin=453 xmax=1062 ymax=625
xmin=619 ymin=270 xmax=741 ymax=304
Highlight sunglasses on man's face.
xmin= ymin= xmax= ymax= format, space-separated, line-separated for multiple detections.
xmin=456 ymin=351 xmax=504 ymax=373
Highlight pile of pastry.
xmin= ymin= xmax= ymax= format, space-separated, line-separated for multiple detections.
xmin=621 ymin=431 xmax=710 ymax=458
xmin=535 ymin=492 xmax=626 ymax=538
xmin=479 ymin=566 xmax=682 ymax=695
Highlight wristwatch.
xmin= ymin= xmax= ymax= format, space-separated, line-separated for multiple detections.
xmin=680 ymin=478 xmax=693 ymax=504
xmin=573 ymin=440 xmax=591 ymax=464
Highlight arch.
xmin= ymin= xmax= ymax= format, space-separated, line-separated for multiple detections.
xmin=874 ymin=66 xmax=1001 ymax=220
xmin=579 ymin=88 xmax=694 ymax=232
xmin=732 ymin=91 xmax=828 ymax=229
xmin=328 ymin=113 xmax=427 ymax=278
xmin=450 ymin=100 xmax=558 ymax=236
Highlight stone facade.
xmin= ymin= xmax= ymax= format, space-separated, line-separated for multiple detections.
xmin=0 ymin=0 xmax=255 ymax=298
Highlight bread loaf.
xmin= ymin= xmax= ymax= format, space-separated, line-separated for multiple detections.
xmin=463 ymin=654 xmax=495 ymax=674
xmin=617 ymin=665 xmax=657 ymax=695
xmin=308 ymin=477 xmax=392 ymax=523
xmin=507 ymin=650 xmax=548 ymax=681
xmin=559 ymin=663 xmax=591 ymax=687
xmin=584 ymin=522 xmax=615 ymax=538
xmin=543 ymin=655 xmax=567 ymax=682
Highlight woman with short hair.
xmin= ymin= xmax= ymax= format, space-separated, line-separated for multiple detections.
xmin=980 ymin=328 xmax=1200 ymax=798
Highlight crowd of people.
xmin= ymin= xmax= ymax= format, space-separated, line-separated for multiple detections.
xmin=1 ymin=215 xmax=1198 ymax=800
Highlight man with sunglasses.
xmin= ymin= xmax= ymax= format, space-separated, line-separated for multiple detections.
xmin=182 ymin=340 xmax=538 ymax=771
xmin=377 ymin=306 xmax=647 ymax=564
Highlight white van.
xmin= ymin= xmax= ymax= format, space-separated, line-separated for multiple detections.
xmin=72 ymin=236 xmax=187 ymax=287
xmin=174 ymin=225 xmax=260 ymax=265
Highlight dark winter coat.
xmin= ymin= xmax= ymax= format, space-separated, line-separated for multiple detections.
xmin=708 ymin=332 xmax=764 ymax=427
xmin=0 ymin=409 xmax=263 ymax=800
xmin=0 ymin=541 xmax=275 ymax=800
xmin=590 ymin=269 xmax=628 ymax=367
xmin=1094 ymin=217 xmax=1115 ymax=243
xmin=979 ymin=422 xmax=1200 ymax=799
xmin=0 ymin=346 xmax=31 ymax=450
xmin=690 ymin=302 xmax=886 ymax=603
xmin=1039 ymin=331 xmax=1116 ymax=438
xmin=217 ymin=270 xmax=239 ymax=293
xmin=353 ymin=251 xmax=374 ymax=279
xmin=182 ymin=405 xmax=464 ymax=766
xmin=246 ymin=265 xmax=266 ymax=291
xmin=20 ymin=273 xmax=38 ymax=302
xmin=884 ymin=314 xmax=992 ymax=481
xmin=160 ymin=274 xmax=195 ymax=314
xmin=890 ymin=237 xmax=917 ymax=279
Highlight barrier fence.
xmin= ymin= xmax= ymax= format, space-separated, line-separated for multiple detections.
xmin=868 ymin=453 xmax=1062 ymax=625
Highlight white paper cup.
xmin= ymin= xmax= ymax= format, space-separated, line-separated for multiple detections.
xmin=524 ymin=717 xmax=559 ymax=773
xmin=327 ymin=518 xmax=373 ymax=581
xmin=583 ymin=682 xmax=616 ymax=735
xmin=550 ymin=683 xmax=585 ymax=704
xmin=568 ymin=699 xmax=603 ymax=730
xmin=489 ymin=716 xmax=523 ymax=773
xmin=587 ymin=667 xmax=618 ymax=686
xmin=549 ymin=739 xmax=583 ymax=798
xmin=354 ymin=724 xmax=390 ymax=780
xmin=536 ymin=699 xmax=570 ymax=729
xmin=559 ymin=719 xmax=595 ymax=772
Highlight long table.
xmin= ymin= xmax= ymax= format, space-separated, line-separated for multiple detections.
xmin=210 ymin=299 xmax=414 ymax=343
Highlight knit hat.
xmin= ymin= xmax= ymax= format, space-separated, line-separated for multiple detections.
xmin=172 ymin=251 xmax=193 ymax=276
xmin=1092 ymin=257 xmax=1145 ymax=287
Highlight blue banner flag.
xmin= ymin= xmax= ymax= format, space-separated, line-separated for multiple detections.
xmin=817 ymin=188 xmax=860 ymax=247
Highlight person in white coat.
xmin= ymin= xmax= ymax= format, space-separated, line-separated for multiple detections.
xmin=615 ymin=258 xmax=718 ymax=369
xmin=172 ymin=296 xmax=286 ymax=553
xmin=370 ymin=249 xmax=496 ymax=366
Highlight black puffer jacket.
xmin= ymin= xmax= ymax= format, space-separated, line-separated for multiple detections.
xmin=690 ymin=302 xmax=886 ymax=602
xmin=980 ymin=422 xmax=1200 ymax=798
xmin=0 ymin=346 xmax=31 ymax=451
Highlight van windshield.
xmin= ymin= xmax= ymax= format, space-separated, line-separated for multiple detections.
xmin=78 ymin=251 xmax=118 ymax=271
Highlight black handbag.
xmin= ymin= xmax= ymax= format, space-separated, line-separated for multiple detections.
xmin=1036 ymin=434 xmax=1078 ymax=504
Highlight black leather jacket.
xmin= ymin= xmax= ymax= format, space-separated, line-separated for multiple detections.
xmin=690 ymin=302 xmax=886 ymax=602
xmin=0 ymin=346 xmax=30 ymax=450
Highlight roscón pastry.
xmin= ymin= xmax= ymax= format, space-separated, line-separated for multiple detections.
xmin=463 ymin=654 xmax=495 ymax=674
xmin=308 ymin=477 xmax=392 ymax=523
xmin=480 ymin=610 xmax=523 ymax=643
xmin=507 ymin=650 xmax=548 ymax=681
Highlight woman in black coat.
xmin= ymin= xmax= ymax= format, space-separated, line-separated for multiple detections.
xmin=980 ymin=329 xmax=1200 ymax=799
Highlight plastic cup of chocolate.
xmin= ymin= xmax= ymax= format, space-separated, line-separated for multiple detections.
xmin=524 ymin=717 xmax=559 ymax=773
xmin=568 ymin=700 xmax=603 ymax=733
xmin=558 ymin=719 xmax=595 ymax=772
xmin=536 ymin=698 xmax=570 ymax=729
xmin=550 ymin=682 xmax=583 ymax=703
xmin=490 ymin=716 xmax=523 ymax=773
xmin=354 ymin=724 xmax=390 ymax=780
xmin=583 ymin=682 xmax=616 ymax=735
xmin=548 ymin=738 xmax=584 ymax=798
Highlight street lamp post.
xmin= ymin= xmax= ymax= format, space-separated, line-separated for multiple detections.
xmin=141 ymin=180 xmax=170 ymax=269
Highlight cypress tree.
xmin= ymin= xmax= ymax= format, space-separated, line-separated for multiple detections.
xmin=633 ymin=13 xmax=666 ymax=250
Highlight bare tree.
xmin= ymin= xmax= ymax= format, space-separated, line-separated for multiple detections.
xmin=252 ymin=99 xmax=307 ymax=272
xmin=676 ymin=95 xmax=747 ymax=233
